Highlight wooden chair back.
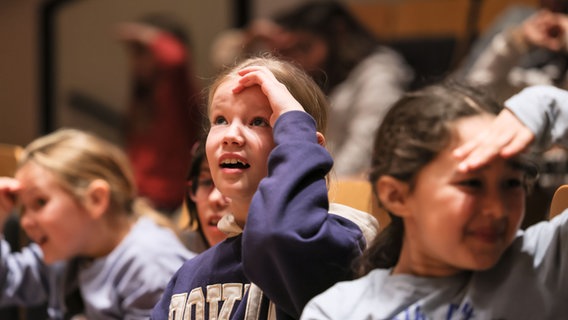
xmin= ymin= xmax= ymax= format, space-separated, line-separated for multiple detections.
xmin=549 ymin=184 xmax=568 ymax=220
xmin=328 ymin=178 xmax=390 ymax=232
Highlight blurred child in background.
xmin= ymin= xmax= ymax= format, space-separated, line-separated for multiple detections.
xmin=179 ymin=141 xmax=230 ymax=252
xmin=212 ymin=1 xmax=413 ymax=178
xmin=118 ymin=13 xmax=202 ymax=214
xmin=0 ymin=128 xmax=195 ymax=319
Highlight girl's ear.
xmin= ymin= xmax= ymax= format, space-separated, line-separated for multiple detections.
xmin=85 ymin=179 xmax=111 ymax=219
xmin=376 ymin=176 xmax=411 ymax=218
xmin=316 ymin=132 xmax=326 ymax=147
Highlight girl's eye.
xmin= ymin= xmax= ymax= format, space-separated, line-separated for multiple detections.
xmin=503 ymin=178 xmax=523 ymax=189
xmin=36 ymin=198 xmax=47 ymax=207
xmin=28 ymin=197 xmax=47 ymax=211
xmin=250 ymin=117 xmax=269 ymax=127
xmin=213 ymin=116 xmax=227 ymax=126
xmin=458 ymin=179 xmax=483 ymax=189
xmin=198 ymin=179 xmax=214 ymax=188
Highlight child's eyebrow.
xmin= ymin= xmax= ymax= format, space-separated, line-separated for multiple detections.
xmin=507 ymin=157 xmax=538 ymax=177
xmin=17 ymin=185 xmax=34 ymax=195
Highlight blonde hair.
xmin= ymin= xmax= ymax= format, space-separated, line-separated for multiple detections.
xmin=206 ymin=54 xmax=328 ymax=134
xmin=18 ymin=128 xmax=183 ymax=243
xmin=19 ymin=128 xmax=136 ymax=215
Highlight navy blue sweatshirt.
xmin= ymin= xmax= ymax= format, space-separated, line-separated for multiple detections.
xmin=151 ymin=111 xmax=367 ymax=320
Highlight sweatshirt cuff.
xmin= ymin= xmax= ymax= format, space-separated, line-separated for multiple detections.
xmin=273 ymin=111 xmax=318 ymax=144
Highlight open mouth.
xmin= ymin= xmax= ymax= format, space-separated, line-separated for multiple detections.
xmin=468 ymin=227 xmax=505 ymax=243
xmin=36 ymin=236 xmax=48 ymax=246
xmin=208 ymin=217 xmax=220 ymax=227
xmin=220 ymin=158 xmax=250 ymax=169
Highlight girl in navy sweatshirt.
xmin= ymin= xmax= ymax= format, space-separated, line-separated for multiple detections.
xmin=151 ymin=56 xmax=378 ymax=320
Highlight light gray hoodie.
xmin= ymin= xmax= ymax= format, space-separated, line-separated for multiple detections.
xmin=301 ymin=85 xmax=568 ymax=320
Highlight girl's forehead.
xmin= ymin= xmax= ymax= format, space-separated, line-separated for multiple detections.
xmin=214 ymin=75 xmax=238 ymax=94
xmin=209 ymin=77 xmax=238 ymax=107
xmin=210 ymin=78 xmax=271 ymax=114
xmin=452 ymin=114 xmax=495 ymax=142
xmin=16 ymin=162 xmax=59 ymax=192
xmin=16 ymin=161 xmax=48 ymax=180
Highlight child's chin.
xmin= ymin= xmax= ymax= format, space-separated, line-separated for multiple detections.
xmin=467 ymin=258 xmax=500 ymax=271
xmin=42 ymin=253 xmax=66 ymax=265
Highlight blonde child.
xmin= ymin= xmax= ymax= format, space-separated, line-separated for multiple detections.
xmin=151 ymin=56 xmax=378 ymax=319
xmin=301 ymin=83 xmax=568 ymax=319
xmin=0 ymin=128 xmax=195 ymax=319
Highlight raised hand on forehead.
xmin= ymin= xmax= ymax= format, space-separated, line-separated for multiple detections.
xmin=0 ymin=177 xmax=21 ymax=227
xmin=453 ymin=109 xmax=534 ymax=172
xmin=521 ymin=10 xmax=568 ymax=52
xmin=233 ymin=66 xmax=305 ymax=127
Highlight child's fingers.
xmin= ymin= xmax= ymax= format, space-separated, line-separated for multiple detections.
xmin=454 ymin=125 xmax=511 ymax=160
xmin=0 ymin=178 xmax=21 ymax=193
xmin=455 ymin=137 xmax=507 ymax=172
xmin=500 ymin=128 xmax=535 ymax=158
xmin=454 ymin=109 xmax=531 ymax=171
xmin=453 ymin=135 xmax=484 ymax=159
xmin=0 ymin=178 xmax=21 ymax=215
xmin=236 ymin=67 xmax=278 ymax=86
xmin=492 ymin=111 xmax=535 ymax=158
xmin=237 ymin=66 xmax=268 ymax=76
xmin=233 ymin=66 xmax=305 ymax=125
xmin=233 ymin=67 xmax=275 ymax=93
xmin=235 ymin=66 xmax=298 ymax=104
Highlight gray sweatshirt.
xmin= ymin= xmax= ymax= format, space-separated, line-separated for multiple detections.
xmin=301 ymin=85 xmax=568 ymax=320
xmin=0 ymin=216 xmax=195 ymax=319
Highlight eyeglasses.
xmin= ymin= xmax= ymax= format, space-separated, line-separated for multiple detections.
xmin=187 ymin=178 xmax=216 ymax=196
xmin=197 ymin=179 xmax=215 ymax=191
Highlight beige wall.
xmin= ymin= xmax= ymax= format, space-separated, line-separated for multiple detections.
xmin=0 ymin=0 xmax=540 ymax=147
xmin=0 ymin=0 xmax=42 ymax=146
xmin=0 ymin=0 xmax=232 ymax=147
xmin=55 ymin=0 xmax=231 ymax=144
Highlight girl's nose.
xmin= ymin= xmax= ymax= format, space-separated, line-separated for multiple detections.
xmin=19 ymin=212 xmax=35 ymax=231
xmin=223 ymin=123 xmax=245 ymax=146
xmin=481 ymin=191 xmax=508 ymax=219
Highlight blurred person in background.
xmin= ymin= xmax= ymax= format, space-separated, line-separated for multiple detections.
xmin=178 ymin=141 xmax=230 ymax=252
xmin=117 ymin=13 xmax=202 ymax=215
xmin=212 ymin=0 xmax=413 ymax=178
xmin=463 ymin=1 xmax=568 ymax=102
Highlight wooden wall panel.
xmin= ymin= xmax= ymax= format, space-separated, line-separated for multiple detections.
xmin=349 ymin=0 xmax=540 ymax=40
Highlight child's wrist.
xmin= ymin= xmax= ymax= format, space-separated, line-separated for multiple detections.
xmin=271 ymin=108 xmax=305 ymax=127
xmin=509 ymin=26 xmax=531 ymax=52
